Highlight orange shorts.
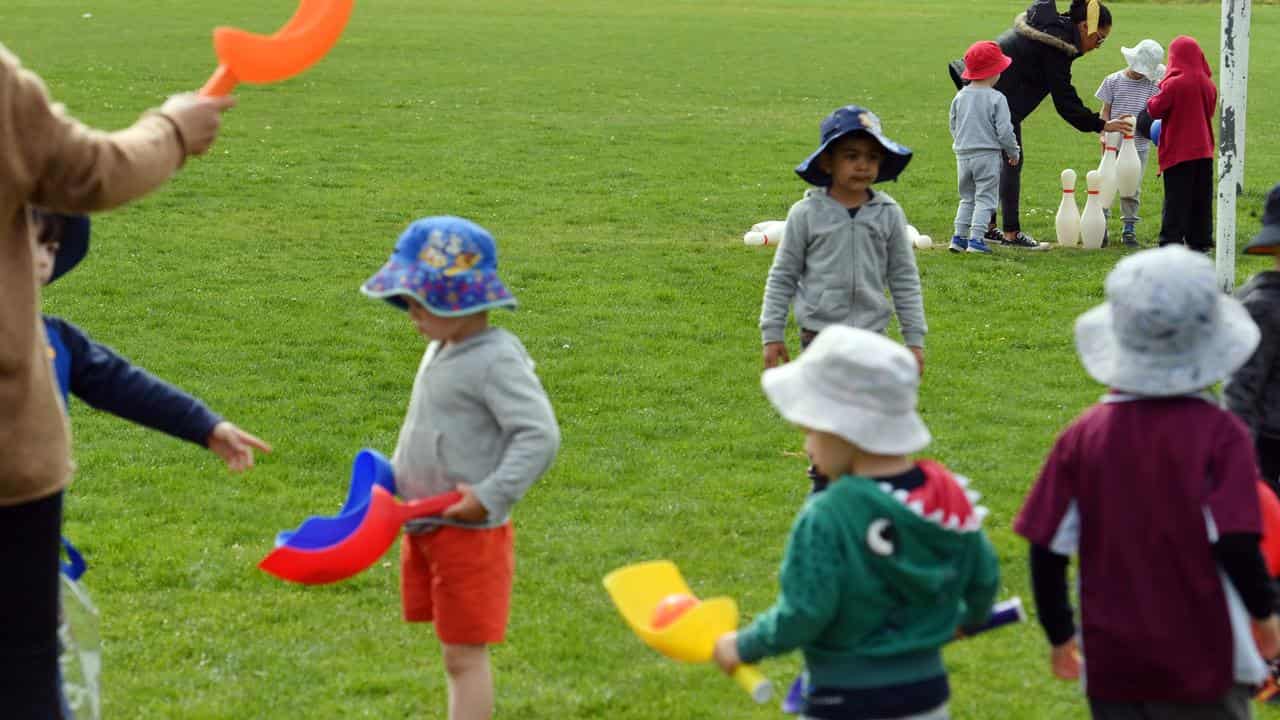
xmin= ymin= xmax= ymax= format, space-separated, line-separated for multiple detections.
xmin=400 ymin=522 xmax=514 ymax=645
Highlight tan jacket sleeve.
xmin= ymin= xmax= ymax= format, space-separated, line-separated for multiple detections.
xmin=0 ymin=43 xmax=197 ymax=213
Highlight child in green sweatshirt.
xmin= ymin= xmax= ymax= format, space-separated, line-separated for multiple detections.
xmin=713 ymin=326 xmax=999 ymax=720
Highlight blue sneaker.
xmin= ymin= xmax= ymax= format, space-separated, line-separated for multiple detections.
xmin=966 ymin=236 xmax=992 ymax=254
xmin=948 ymin=236 xmax=968 ymax=253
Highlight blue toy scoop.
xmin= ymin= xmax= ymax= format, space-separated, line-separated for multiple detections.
xmin=274 ymin=448 xmax=396 ymax=549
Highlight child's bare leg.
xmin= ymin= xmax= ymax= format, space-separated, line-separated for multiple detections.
xmin=443 ymin=643 xmax=493 ymax=720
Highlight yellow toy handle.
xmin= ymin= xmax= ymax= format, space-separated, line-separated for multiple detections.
xmin=733 ymin=664 xmax=773 ymax=704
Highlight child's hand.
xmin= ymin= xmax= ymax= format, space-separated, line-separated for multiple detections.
xmin=1050 ymin=638 xmax=1082 ymax=680
xmin=1253 ymin=615 xmax=1280 ymax=659
xmin=909 ymin=346 xmax=925 ymax=375
xmin=763 ymin=342 xmax=790 ymax=369
xmin=206 ymin=421 xmax=272 ymax=472
xmin=712 ymin=632 xmax=741 ymax=675
xmin=1007 ymin=155 xmax=1020 ymax=167
xmin=443 ymin=483 xmax=489 ymax=523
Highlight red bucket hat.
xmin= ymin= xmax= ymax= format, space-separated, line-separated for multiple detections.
xmin=961 ymin=41 xmax=1012 ymax=81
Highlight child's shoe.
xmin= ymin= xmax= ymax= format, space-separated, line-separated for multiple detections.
xmin=1122 ymin=224 xmax=1139 ymax=248
xmin=948 ymin=236 xmax=968 ymax=253
xmin=966 ymin=236 xmax=992 ymax=254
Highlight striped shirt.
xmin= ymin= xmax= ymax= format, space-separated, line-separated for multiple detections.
xmin=1096 ymin=70 xmax=1161 ymax=152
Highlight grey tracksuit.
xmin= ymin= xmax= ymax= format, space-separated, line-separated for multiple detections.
xmin=759 ymin=188 xmax=926 ymax=348
xmin=392 ymin=327 xmax=560 ymax=530
xmin=950 ymin=85 xmax=1020 ymax=240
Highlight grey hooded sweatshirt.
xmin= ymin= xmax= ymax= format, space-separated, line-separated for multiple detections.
xmin=759 ymin=188 xmax=927 ymax=348
xmin=393 ymin=327 xmax=560 ymax=530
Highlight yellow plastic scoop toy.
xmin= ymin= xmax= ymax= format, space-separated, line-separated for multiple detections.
xmin=603 ymin=560 xmax=772 ymax=703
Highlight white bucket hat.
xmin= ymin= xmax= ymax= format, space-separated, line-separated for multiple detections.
xmin=1122 ymin=39 xmax=1166 ymax=81
xmin=1074 ymin=245 xmax=1259 ymax=397
xmin=761 ymin=326 xmax=930 ymax=455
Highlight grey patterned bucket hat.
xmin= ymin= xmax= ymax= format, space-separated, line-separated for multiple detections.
xmin=1074 ymin=245 xmax=1259 ymax=396
xmin=761 ymin=325 xmax=931 ymax=454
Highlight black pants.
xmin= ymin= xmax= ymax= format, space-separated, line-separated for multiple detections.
xmin=1258 ymin=433 xmax=1280 ymax=498
xmin=1088 ymin=684 xmax=1251 ymax=720
xmin=985 ymin=123 xmax=1024 ymax=233
xmin=1159 ymin=158 xmax=1214 ymax=251
xmin=0 ymin=491 xmax=65 ymax=719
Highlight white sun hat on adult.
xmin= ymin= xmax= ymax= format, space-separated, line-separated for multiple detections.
xmin=1122 ymin=39 xmax=1165 ymax=80
xmin=1074 ymin=245 xmax=1260 ymax=396
xmin=761 ymin=325 xmax=930 ymax=455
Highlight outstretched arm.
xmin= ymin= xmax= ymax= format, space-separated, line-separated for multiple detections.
xmin=58 ymin=317 xmax=269 ymax=470
xmin=1047 ymin=59 xmax=1105 ymax=133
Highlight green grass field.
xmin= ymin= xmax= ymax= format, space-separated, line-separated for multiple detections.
xmin=6 ymin=0 xmax=1280 ymax=717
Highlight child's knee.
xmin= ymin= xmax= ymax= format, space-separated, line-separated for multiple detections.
xmin=441 ymin=643 xmax=489 ymax=677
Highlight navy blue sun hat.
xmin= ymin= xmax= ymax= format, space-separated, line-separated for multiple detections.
xmin=795 ymin=105 xmax=913 ymax=187
xmin=1245 ymin=183 xmax=1280 ymax=255
xmin=361 ymin=216 xmax=517 ymax=316
xmin=33 ymin=210 xmax=90 ymax=284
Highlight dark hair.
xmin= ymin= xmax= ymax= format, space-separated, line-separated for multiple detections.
xmin=30 ymin=208 xmax=62 ymax=246
xmin=1068 ymin=1 xmax=1112 ymax=29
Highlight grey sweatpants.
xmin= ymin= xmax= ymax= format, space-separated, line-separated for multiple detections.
xmin=954 ymin=151 xmax=1003 ymax=240
xmin=1105 ymin=146 xmax=1152 ymax=226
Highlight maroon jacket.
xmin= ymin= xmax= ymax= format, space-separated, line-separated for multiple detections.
xmin=1147 ymin=36 xmax=1217 ymax=174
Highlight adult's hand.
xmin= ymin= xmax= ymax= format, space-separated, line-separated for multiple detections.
xmin=1102 ymin=117 xmax=1134 ymax=135
xmin=160 ymin=93 xmax=237 ymax=155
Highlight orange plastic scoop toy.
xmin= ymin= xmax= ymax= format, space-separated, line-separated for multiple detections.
xmin=200 ymin=0 xmax=355 ymax=96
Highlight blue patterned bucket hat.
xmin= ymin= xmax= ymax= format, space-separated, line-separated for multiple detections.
xmin=360 ymin=216 xmax=517 ymax=316
xmin=795 ymin=105 xmax=913 ymax=187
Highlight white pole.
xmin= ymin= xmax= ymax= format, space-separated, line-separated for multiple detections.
xmin=1216 ymin=0 xmax=1250 ymax=292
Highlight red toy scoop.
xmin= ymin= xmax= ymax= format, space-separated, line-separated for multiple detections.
xmin=260 ymin=487 xmax=461 ymax=585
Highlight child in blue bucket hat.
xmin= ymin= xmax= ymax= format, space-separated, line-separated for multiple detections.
xmin=361 ymin=216 xmax=560 ymax=720
xmin=33 ymin=208 xmax=270 ymax=717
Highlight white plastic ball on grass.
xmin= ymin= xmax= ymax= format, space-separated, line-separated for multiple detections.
xmin=914 ymin=234 xmax=933 ymax=249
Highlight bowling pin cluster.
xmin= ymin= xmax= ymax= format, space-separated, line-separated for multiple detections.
xmin=1055 ymin=131 xmax=1142 ymax=249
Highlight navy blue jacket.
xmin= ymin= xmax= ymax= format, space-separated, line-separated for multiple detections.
xmin=44 ymin=315 xmax=221 ymax=446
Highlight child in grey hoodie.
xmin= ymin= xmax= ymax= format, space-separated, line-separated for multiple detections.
xmin=760 ymin=104 xmax=926 ymax=375
xmin=949 ymin=41 xmax=1021 ymax=254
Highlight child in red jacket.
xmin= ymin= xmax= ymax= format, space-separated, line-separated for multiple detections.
xmin=1147 ymin=35 xmax=1217 ymax=252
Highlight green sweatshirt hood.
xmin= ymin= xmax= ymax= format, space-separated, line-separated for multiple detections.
xmin=844 ymin=460 xmax=989 ymax=605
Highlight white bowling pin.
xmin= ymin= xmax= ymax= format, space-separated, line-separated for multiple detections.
xmin=1080 ymin=169 xmax=1106 ymax=250
xmin=744 ymin=220 xmax=786 ymax=246
xmin=1055 ymin=169 xmax=1080 ymax=247
xmin=1098 ymin=132 xmax=1120 ymax=211
xmin=1116 ymin=132 xmax=1141 ymax=199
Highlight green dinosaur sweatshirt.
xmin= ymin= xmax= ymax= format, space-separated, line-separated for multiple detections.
xmin=737 ymin=460 xmax=1000 ymax=689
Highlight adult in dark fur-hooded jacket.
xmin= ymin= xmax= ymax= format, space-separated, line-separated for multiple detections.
xmin=951 ymin=0 xmax=1133 ymax=248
